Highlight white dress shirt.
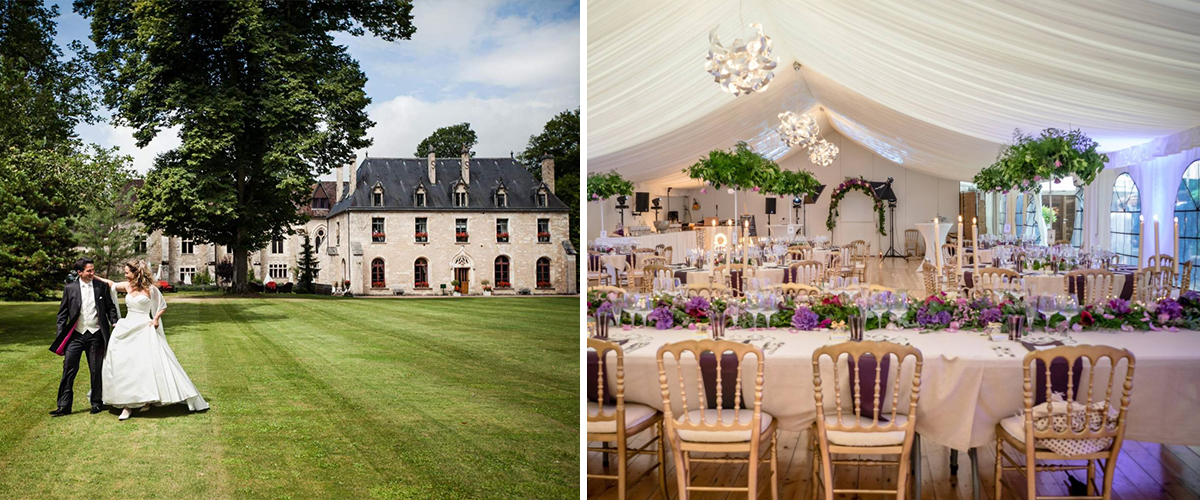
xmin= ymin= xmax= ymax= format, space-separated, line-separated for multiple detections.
xmin=78 ymin=279 xmax=101 ymax=334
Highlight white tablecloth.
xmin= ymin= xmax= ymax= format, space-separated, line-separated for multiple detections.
xmin=591 ymin=328 xmax=1200 ymax=450
xmin=915 ymin=222 xmax=953 ymax=265
xmin=593 ymin=232 xmax=698 ymax=265
xmin=682 ymin=267 xmax=787 ymax=286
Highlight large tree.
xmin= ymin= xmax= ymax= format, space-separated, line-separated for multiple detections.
xmin=519 ymin=108 xmax=580 ymax=251
xmin=414 ymin=122 xmax=477 ymax=158
xmin=77 ymin=0 xmax=416 ymax=292
xmin=75 ymin=178 xmax=143 ymax=279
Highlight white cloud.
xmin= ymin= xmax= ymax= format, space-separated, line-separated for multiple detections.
xmin=456 ymin=19 xmax=579 ymax=89
xmin=74 ymin=121 xmax=182 ymax=176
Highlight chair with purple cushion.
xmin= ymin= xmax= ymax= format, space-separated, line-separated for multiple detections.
xmin=587 ymin=338 xmax=667 ymax=500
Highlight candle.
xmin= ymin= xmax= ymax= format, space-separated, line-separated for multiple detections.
xmin=957 ymin=215 xmax=964 ymax=277
xmin=973 ymin=217 xmax=980 ymax=274
xmin=1154 ymin=216 xmax=1160 ymax=262
xmin=1138 ymin=215 xmax=1144 ymax=270
xmin=933 ymin=217 xmax=942 ymax=277
xmin=1175 ymin=217 xmax=1180 ymax=264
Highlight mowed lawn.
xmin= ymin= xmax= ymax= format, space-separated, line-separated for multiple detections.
xmin=0 ymin=293 xmax=578 ymax=499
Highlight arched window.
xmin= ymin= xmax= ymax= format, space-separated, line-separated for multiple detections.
xmin=1176 ymin=160 xmax=1200 ymax=290
xmin=537 ymin=187 xmax=548 ymax=208
xmin=372 ymin=185 xmax=384 ymax=207
xmin=454 ymin=184 xmax=468 ymax=207
xmin=371 ymin=258 xmax=385 ymax=288
xmin=494 ymin=256 xmax=510 ymax=287
xmin=414 ymin=258 xmax=428 ymax=288
xmin=315 ymin=228 xmax=326 ymax=250
xmin=496 ymin=187 xmax=507 ymax=207
xmin=1110 ymin=173 xmax=1141 ymax=266
xmin=536 ymin=257 xmax=551 ymax=288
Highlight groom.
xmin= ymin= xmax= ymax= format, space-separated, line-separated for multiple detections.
xmin=49 ymin=258 xmax=119 ymax=416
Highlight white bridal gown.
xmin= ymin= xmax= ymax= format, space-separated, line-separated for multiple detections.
xmin=102 ymin=287 xmax=209 ymax=411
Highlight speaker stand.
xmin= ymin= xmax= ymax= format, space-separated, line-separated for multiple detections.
xmin=882 ymin=200 xmax=905 ymax=259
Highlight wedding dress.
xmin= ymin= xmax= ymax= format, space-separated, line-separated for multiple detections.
xmin=101 ymin=287 xmax=208 ymax=411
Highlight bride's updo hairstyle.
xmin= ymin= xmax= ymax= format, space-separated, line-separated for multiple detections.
xmin=124 ymin=260 xmax=154 ymax=291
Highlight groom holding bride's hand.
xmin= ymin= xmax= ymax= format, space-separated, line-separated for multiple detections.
xmin=49 ymin=258 xmax=119 ymax=416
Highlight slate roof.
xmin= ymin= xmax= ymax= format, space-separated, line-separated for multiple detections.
xmin=327 ymin=157 xmax=568 ymax=217
xmin=300 ymin=181 xmax=348 ymax=217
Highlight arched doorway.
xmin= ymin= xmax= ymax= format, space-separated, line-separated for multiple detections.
xmin=451 ymin=248 xmax=473 ymax=294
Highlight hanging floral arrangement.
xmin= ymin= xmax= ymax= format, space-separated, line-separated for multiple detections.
xmin=826 ymin=177 xmax=886 ymax=235
xmin=763 ymin=168 xmax=820 ymax=199
xmin=973 ymin=128 xmax=1109 ymax=193
xmin=586 ymin=171 xmax=634 ymax=201
xmin=684 ymin=141 xmax=781 ymax=191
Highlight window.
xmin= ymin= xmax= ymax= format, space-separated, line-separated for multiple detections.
xmin=454 ymin=185 xmax=468 ymax=207
xmin=414 ymin=187 xmax=426 ymax=207
xmin=1039 ymin=179 xmax=1079 ymax=246
xmin=269 ymin=263 xmax=289 ymax=279
xmin=312 ymin=197 xmax=330 ymax=210
xmin=137 ymin=236 xmax=148 ymax=254
xmin=1110 ymin=173 xmax=1141 ymax=266
xmin=496 ymin=188 xmax=507 ymax=207
xmin=536 ymin=257 xmax=551 ymax=288
xmin=414 ymin=258 xmax=428 ymax=288
xmin=372 ymin=217 xmax=385 ymax=243
xmin=179 ymin=267 xmax=196 ymax=284
xmin=1014 ymin=193 xmax=1024 ymax=233
xmin=537 ymin=187 xmax=548 ymax=208
xmin=372 ymin=186 xmax=384 ymax=207
xmin=1176 ymin=160 xmax=1200 ymax=290
xmin=371 ymin=258 xmax=385 ymax=288
xmin=496 ymin=218 xmax=509 ymax=243
xmin=336 ymin=222 xmax=341 ymax=245
xmin=181 ymin=238 xmax=194 ymax=254
xmin=225 ymin=245 xmax=233 ymax=254
xmin=315 ymin=229 xmax=325 ymax=250
xmin=494 ymin=256 xmax=510 ymax=288
xmin=271 ymin=237 xmax=285 ymax=254
xmin=415 ymin=218 xmax=428 ymax=243
xmin=456 ymin=219 xmax=468 ymax=243
xmin=537 ymin=218 xmax=550 ymax=243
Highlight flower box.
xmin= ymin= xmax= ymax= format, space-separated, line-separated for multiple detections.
xmin=496 ymin=281 xmax=512 ymax=289
xmin=496 ymin=232 xmax=509 ymax=242
xmin=414 ymin=232 xmax=428 ymax=243
xmin=455 ymin=232 xmax=469 ymax=242
xmin=536 ymin=281 xmax=552 ymax=289
xmin=372 ymin=232 xmax=386 ymax=242
xmin=537 ymin=232 xmax=551 ymax=242
xmin=415 ymin=281 xmax=429 ymax=289
xmin=371 ymin=281 xmax=386 ymax=289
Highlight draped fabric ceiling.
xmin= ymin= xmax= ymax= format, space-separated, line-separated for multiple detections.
xmin=587 ymin=0 xmax=1200 ymax=186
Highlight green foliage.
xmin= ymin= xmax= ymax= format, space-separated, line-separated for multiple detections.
xmin=0 ymin=143 xmax=131 ymax=300
xmin=1042 ymin=205 xmax=1057 ymax=225
xmin=415 ymin=122 xmax=477 ymax=157
xmin=192 ymin=267 xmax=213 ymax=286
xmin=75 ymin=174 xmax=143 ymax=279
xmin=77 ymin=0 xmax=416 ymax=291
xmin=684 ymin=141 xmax=781 ymax=191
xmin=520 ymin=108 xmax=580 ymax=250
xmin=295 ymin=234 xmax=320 ymax=294
xmin=215 ymin=258 xmax=234 ymax=286
xmin=973 ymin=128 xmax=1109 ymax=193
xmin=826 ymin=177 xmax=887 ymax=236
xmin=763 ymin=169 xmax=820 ymax=198
xmin=586 ymin=171 xmax=634 ymax=201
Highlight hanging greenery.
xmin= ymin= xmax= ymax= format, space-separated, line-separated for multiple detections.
xmin=684 ymin=141 xmax=782 ymax=191
xmin=586 ymin=171 xmax=634 ymax=201
xmin=763 ymin=168 xmax=820 ymax=198
xmin=973 ymin=128 xmax=1109 ymax=193
xmin=826 ymin=177 xmax=887 ymax=235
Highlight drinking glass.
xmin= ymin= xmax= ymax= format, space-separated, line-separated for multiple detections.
xmin=871 ymin=293 xmax=890 ymax=327
xmin=1037 ymin=295 xmax=1061 ymax=331
xmin=1024 ymin=297 xmax=1038 ymax=335
xmin=746 ymin=292 xmax=765 ymax=330
xmin=1059 ymin=295 xmax=1080 ymax=335
xmin=889 ymin=295 xmax=908 ymax=328
xmin=761 ymin=293 xmax=779 ymax=329
xmin=622 ymin=293 xmax=639 ymax=326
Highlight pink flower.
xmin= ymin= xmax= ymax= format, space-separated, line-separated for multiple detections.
xmin=752 ymin=186 xmax=760 ymax=192
xmin=700 ymin=188 xmax=707 ymax=194
xmin=1103 ymin=313 xmax=1115 ymax=319
xmin=1033 ymin=175 xmax=1041 ymax=182
xmin=1055 ymin=160 xmax=1062 ymax=168
xmin=1120 ymin=324 xmax=1133 ymax=332
xmin=1071 ymin=323 xmax=1083 ymax=332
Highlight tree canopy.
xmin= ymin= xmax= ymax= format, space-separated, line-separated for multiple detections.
xmin=519 ymin=108 xmax=580 ymax=250
xmin=415 ymin=122 xmax=478 ymax=158
xmin=76 ymin=0 xmax=416 ymax=291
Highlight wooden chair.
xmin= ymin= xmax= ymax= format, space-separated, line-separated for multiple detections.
xmin=920 ymin=261 xmax=940 ymax=297
xmin=789 ymin=260 xmax=826 ymax=287
xmin=657 ymin=339 xmax=778 ymax=500
xmin=904 ymin=229 xmax=921 ymax=260
xmin=995 ymin=345 xmax=1136 ymax=500
xmin=715 ymin=264 xmax=757 ymax=295
xmin=588 ymin=338 xmax=668 ymax=500
xmin=811 ymin=341 xmax=924 ymax=500
xmin=640 ymin=256 xmax=667 ymax=269
xmin=588 ymin=253 xmax=604 ymax=287
xmin=973 ymin=267 xmax=1019 ymax=299
xmin=1132 ymin=266 xmax=1174 ymax=305
xmin=848 ymin=240 xmax=870 ymax=280
xmin=788 ymin=245 xmax=812 ymax=262
xmin=867 ymin=284 xmax=896 ymax=294
xmin=686 ymin=283 xmax=729 ymax=299
xmin=1063 ymin=269 xmax=1116 ymax=307
xmin=661 ymin=246 xmax=674 ymax=265
xmin=589 ymin=286 xmax=628 ymax=300
xmin=1145 ymin=254 xmax=1174 ymax=269
xmin=1181 ymin=260 xmax=1194 ymax=293
xmin=780 ymin=283 xmax=821 ymax=302
xmin=641 ymin=265 xmax=673 ymax=293
xmin=609 ymin=259 xmax=634 ymax=289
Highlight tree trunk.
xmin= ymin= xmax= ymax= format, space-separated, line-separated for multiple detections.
xmin=233 ymin=248 xmax=249 ymax=293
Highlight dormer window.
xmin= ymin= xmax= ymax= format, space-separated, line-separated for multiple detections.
xmin=414 ymin=186 xmax=427 ymax=207
xmin=496 ymin=188 xmax=507 ymax=208
xmin=454 ymin=184 xmax=468 ymax=207
xmin=372 ymin=184 xmax=384 ymax=207
xmin=312 ymin=197 xmax=330 ymax=210
xmin=537 ymin=187 xmax=548 ymax=208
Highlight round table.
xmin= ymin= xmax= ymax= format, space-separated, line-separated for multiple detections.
xmin=915 ymin=222 xmax=953 ymax=265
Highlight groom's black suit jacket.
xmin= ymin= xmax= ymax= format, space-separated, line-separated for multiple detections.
xmin=50 ymin=279 xmax=119 ymax=354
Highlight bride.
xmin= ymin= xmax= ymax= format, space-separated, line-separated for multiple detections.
xmin=94 ymin=260 xmax=209 ymax=420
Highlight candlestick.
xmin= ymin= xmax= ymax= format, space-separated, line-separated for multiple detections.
xmin=957 ymin=215 xmax=964 ymax=278
xmin=1175 ymin=217 xmax=1180 ymax=265
xmin=1154 ymin=216 xmax=1160 ymax=262
xmin=1138 ymin=215 xmax=1144 ymax=270
xmin=973 ymin=217 xmax=980 ymax=274
xmin=933 ymin=217 xmax=942 ymax=278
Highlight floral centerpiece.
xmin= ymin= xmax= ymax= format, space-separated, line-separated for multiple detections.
xmin=537 ymin=231 xmax=551 ymax=240
xmin=496 ymin=231 xmax=509 ymax=241
xmin=973 ymin=128 xmax=1109 ymax=193
xmin=826 ymin=177 xmax=886 ymax=235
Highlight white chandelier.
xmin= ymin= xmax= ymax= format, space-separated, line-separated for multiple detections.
xmin=776 ymin=111 xmax=818 ymax=148
xmin=705 ymin=23 xmax=777 ymax=96
xmin=809 ymin=138 xmax=838 ymax=166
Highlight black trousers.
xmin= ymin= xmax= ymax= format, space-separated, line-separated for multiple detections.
xmin=56 ymin=331 xmax=104 ymax=409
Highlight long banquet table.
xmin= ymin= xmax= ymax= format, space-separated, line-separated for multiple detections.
xmin=592 ymin=232 xmax=698 ymax=265
xmin=588 ymin=327 xmax=1200 ymax=450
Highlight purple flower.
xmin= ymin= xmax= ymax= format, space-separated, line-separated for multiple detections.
xmin=1102 ymin=313 xmax=1115 ymax=320
xmin=916 ymin=306 xmax=952 ymax=328
xmin=1157 ymin=298 xmax=1183 ymax=320
xmin=792 ymin=306 xmax=820 ymax=330
xmin=980 ymin=307 xmax=1003 ymax=324
xmin=595 ymin=301 xmax=613 ymax=318
xmin=685 ymin=295 xmax=711 ymax=318
xmin=1183 ymin=290 xmax=1200 ymax=302
xmin=592 ymin=193 xmax=600 ymax=200
xmin=648 ymin=306 xmax=674 ymax=330
xmin=1107 ymin=298 xmax=1131 ymax=315
xmin=1120 ymin=324 xmax=1134 ymax=332
xmin=1072 ymin=323 xmax=1083 ymax=332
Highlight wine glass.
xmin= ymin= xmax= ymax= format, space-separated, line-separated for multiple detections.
xmin=623 ymin=293 xmax=640 ymax=326
xmin=871 ymin=293 xmax=890 ymax=329
xmin=1037 ymin=295 xmax=1061 ymax=332
xmin=1059 ymin=295 xmax=1080 ymax=336
xmin=1023 ymin=296 xmax=1038 ymax=336
xmin=746 ymin=292 xmax=765 ymax=331
xmin=761 ymin=293 xmax=779 ymax=329
xmin=889 ymin=294 xmax=909 ymax=329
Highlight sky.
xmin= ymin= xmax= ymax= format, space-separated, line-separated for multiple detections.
xmin=55 ymin=0 xmax=581 ymax=180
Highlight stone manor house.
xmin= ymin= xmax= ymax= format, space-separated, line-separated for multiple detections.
xmin=135 ymin=153 xmax=577 ymax=295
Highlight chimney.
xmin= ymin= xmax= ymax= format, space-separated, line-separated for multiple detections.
xmin=540 ymin=154 xmax=555 ymax=194
xmin=335 ymin=165 xmax=343 ymax=202
xmin=427 ymin=152 xmax=436 ymax=184
xmin=348 ymin=161 xmax=357 ymax=200
xmin=460 ymin=149 xmax=470 ymax=185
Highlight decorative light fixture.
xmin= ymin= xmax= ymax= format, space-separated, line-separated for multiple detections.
xmin=777 ymin=111 xmax=818 ymax=148
xmin=705 ymin=23 xmax=777 ymax=96
xmin=809 ymin=138 xmax=838 ymax=166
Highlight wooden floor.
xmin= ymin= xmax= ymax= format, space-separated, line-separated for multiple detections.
xmin=588 ymin=257 xmax=1200 ymax=499
xmin=587 ymin=427 xmax=1200 ymax=499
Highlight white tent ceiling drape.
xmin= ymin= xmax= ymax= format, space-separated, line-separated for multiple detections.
xmin=587 ymin=0 xmax=1200 ymax=184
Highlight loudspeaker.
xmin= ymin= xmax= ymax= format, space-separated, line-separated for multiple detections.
xmin=635 ymin=192 xmax=650 ymax=213
xmin=765 ymin=197 xmax=776 ymax=215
